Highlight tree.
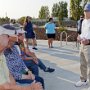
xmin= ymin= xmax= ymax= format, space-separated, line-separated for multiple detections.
xmin=81 ymin=0 xmax=90 ymax=8
xmin=0 ymin=17 xmax=10 ymax=25
xmin=70 ymin=0 xmax=83 ymax=20
xmin=18 ymin=16 xmax=26 ymax=25
xmin=38 ymin=6 xmax=50 ymax=19
xmin=52 ymin=1 xmax=68 ymax=20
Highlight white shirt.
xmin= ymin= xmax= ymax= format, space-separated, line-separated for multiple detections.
xmin=0 ymin=53 xmax=10 ymax=84
xmin=80 ymin=19 xmax=90 ymax=39
xmin=14 ymin=45 xmax=21 ymax=55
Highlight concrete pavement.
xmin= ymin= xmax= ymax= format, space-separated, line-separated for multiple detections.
xmin=29 ymin=40 xmax=89 ymax=90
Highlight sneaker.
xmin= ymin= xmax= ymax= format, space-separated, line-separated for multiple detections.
xmin=32 ymin=47 xmax=38 ymax=50
xmin=51 ymin=46 xmax=54 ymax=48
xmin=45 ymin=67 xmax=55 ymax=73
xmin=75 ymin=80 xmax=88 ymax=87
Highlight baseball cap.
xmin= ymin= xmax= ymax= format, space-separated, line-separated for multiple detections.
xmin=0 ymin=24 xmax=16 ymax=36
xmin=0 ymin=24 xmax=20 ymax=42
xmin=84 ymin=2 xmax=90 ymax=11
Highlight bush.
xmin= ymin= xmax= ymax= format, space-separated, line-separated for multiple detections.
xmin=56 ymin=27 xmax=67 ymax=32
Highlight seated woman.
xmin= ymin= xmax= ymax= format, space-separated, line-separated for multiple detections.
xmin=0 ymin=30 xmax=43 ymax=90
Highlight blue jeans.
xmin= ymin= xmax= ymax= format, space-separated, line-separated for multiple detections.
xmin=23 ymin=59 xmax=46 ymax=75
xmin=16 ymin=76 xmax=44 ymax=89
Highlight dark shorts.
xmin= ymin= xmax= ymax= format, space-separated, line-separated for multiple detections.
xmin=46 ymin=34 xmax=55 ymax=39
xmin=25 ymin=32 xmax=35 ymax=39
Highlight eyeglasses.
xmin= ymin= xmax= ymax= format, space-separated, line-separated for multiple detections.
xmin=18 ymin=33 xmax=24 ymax=36
xmin=19 ymin=33 xmax=22 ymax=35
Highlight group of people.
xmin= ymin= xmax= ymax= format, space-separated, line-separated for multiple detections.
xmin=0 ymin=26 xmax=43 ymax=90
xmin=23 ymin=16 xmax=56 ymax=49
xmin=2 ymin=2 xmax=90 ymax=90
xmin=0 ymin=15 xmax=56 ymax=90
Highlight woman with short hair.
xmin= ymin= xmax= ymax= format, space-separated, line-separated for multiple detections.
xmin=45 ymin=18 xmax=56 ymax=48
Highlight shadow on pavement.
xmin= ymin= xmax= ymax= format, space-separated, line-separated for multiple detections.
xmin=40 ymin=60 xmax=89 ymax=90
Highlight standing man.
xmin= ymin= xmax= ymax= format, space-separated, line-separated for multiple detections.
xmin=45 ymin=18 xmax=56 ymax=48
xmin=75 ymin=3 xmax=90 ymax=90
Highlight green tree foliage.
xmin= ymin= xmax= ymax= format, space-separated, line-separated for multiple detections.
xmin=18 ymin=16 xmax=26 ymax=25
xmin=52 ymin=1 xmax=68 ymax=20
xmin=52 ymin=3 xmax=59 ymax=17
xmin=38 ymin=6 xmax=50 ymax=19
xmin=81 ymin=0 xmax=90 ymax=8
xmin=0 ymin=17 xmax=10 ymax=25
xmin=70 ymin=0 xmax=83 ymax=20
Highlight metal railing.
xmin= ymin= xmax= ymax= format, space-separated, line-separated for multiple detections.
xmin=60 ymin=31 xmax=67 ymax=46
xmin=60 ymin=31 xmax=79 ymax=49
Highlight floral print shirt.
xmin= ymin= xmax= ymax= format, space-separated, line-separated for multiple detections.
xmin=4 ymin=45 xmax=28 ymax=80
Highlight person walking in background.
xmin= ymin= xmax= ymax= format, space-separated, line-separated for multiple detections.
xmin=45 ymin=18 xmax=56 ymax=48
xmin=77 ymin=15 xmax=84 ymax=35
xmin=76 ymin=15 xmax=84 ymax=48
xmin=75 ymin=3 xmax=90 ymax=90
xmin=10 ymin=19 xmax=16 ymax=25
xmin=23 ymin=16 xmax=37 ymax=50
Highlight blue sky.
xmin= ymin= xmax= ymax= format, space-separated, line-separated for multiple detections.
xmin=0 ymin=0 xmax=70 ymax=19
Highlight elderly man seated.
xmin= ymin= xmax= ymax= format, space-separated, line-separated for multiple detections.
xmin=14 ymin=29 xmax=55 ymax=76
xmin=0 ymin=25 xmax=43 ymax=90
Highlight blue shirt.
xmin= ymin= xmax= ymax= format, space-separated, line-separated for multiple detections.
xmin=4 ymin=46 xmax=28 ymax=80
xmin=45 ymin=22 xmax=56 ymax=34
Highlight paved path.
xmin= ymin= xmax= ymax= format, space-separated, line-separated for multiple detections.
xmin=29 ymin=40 xmax=89 ymax=90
